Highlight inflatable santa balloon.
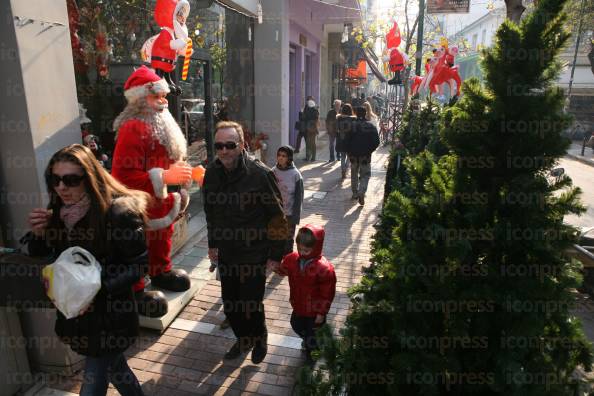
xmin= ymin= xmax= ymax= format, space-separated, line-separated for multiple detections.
xmin=388 ymin=48 xmax=407 ymax=85
xmin=142 ymin=0 xmax=191 ymax=96
xmin=428 ymin=45 xmax=462 ymax=99
xmin=385 ymin=21 xmax=407 ymax=85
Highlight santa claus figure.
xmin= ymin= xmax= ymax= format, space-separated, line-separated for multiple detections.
xmin=112 ymin=66 xmax=193 ymax=317
xmin=150 ymin=0 xmax=191 ymax=95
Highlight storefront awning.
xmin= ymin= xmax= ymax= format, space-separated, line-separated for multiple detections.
xmin=364 ymin=48 xmax=387 ymax=83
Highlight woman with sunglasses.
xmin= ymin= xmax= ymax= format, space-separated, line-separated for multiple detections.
xmin=27 ymin=144 xmax=148 ymax=396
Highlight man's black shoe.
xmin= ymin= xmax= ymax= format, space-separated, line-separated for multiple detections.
xmin=224 ymin=339 xmax=253 ymax=360
xmin=251 ymin=333 xmax=268 ymax=364
xmin=224 ymin=341 xmax=243 ymax=360
xmin=251 ymin=343 xmax=267 ymax=364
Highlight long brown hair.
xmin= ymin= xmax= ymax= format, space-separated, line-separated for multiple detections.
xmin=44 ymin=144 xmax=149 ymax=252
xmin=340 ymin=103 xmax=353 ymax=116
xmin=363 ymin=102 xmax=377 ymax=120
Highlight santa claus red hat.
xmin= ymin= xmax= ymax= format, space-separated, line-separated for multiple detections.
xmin=155 ymin=0 xmax=190 ymax=29
xmin=123 ymin=65 xmax=169 ymax=102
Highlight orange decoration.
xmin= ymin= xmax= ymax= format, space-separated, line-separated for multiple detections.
xmin=192 ymin=165 xmax=205 ymax=186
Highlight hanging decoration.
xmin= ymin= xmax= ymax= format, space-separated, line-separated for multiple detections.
xmin=181 ymin=38 xmax=192 ymax=80
xmin=344 ymin=59 xmax=367 ymax=87
xmin=67 ymin=0 xmax=88 ymax=74
xmin=383 ymin=21 xmax=407 ymax=85
xmin=414 ymin=38 xmax=463 ymax=100
xmin=385 ymin=21 xmax=401 ymax=49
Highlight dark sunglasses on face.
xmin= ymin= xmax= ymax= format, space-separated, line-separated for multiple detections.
xmin=214 ymin=141 xmax=239 ymax=151
xmin=48 ymin=174 xmax=85 ymax=187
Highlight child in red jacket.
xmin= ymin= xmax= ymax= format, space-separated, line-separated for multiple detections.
xmin=275 ymin=224 xmax=336 ymax=363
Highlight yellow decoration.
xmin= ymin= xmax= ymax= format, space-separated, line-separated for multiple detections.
xmin=439 ymin=37 xmax=449 ymax=49
xmin=42 ymin=264 xmax=55 ymax=302
xmin=182 ymin=39 xmax=192 ymax=80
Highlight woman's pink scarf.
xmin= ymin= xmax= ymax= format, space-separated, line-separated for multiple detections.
xmin=60 ymin=194 xmax=91 ymax=230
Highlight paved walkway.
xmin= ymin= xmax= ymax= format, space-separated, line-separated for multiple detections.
xmin=50 ymin=133 xmax=390 ymax=396
xmin=566 ymin=142 xmax=594 ymax=167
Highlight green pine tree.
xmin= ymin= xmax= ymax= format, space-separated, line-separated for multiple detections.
xmin=300 ymin=0 xmax=593 ymax=393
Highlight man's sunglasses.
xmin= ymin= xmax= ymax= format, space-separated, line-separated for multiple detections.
xmin=214 ymin=141 xmax=239 ymax=151
xmin=48 ymin=174 xmax=85 ymax=187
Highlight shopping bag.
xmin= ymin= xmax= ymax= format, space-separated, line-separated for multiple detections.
xmin=42 ymin=247 xmax=102 ymax=319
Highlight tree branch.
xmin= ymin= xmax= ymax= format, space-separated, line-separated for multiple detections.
xmin=505 ymin=0 xmax=525 ymax=22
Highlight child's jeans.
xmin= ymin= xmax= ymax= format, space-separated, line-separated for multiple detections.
xmin=290 ymin=313 xmax=324 ymax=351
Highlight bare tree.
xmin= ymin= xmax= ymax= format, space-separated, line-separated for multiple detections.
xmin=402 ymin=0 xmax=420 ymax=108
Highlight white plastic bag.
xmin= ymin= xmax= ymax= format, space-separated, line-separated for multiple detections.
xmin=43 ymin=247 xmax=102 ymax=319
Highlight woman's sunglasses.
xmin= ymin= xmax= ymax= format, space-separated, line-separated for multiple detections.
xmin=48 ymin=174 xmax=85 ymax=187
xmin=214 ymin=141 xmax=239 ymax=151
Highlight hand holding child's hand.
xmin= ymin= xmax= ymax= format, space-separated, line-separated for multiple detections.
xmin=266 ymin=259 xmax=280 ymax=275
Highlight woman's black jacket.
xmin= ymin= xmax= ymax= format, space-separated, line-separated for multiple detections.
xmin=336 ymin=115 xmax=356 ymax=153
xmin=27 ymin=197 xmax=147 ymax=357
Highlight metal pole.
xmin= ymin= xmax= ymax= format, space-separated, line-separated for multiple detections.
xmin=415 ymin=0 xmax=426 ymax=76
xmin=567 ymin=0 xmax=586 ymax=102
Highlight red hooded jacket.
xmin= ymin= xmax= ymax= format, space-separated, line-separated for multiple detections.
xmin=279 ymin=224 xmax=336 ymax=317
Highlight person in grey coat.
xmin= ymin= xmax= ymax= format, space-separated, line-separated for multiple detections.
xmin=272 ymin=145 xmax=304 ymax=255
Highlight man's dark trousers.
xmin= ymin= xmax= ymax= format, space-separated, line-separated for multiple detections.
xmin=219 ymin=259 xmax=267 ymax=349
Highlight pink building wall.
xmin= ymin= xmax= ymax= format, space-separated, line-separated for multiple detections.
xmin=287 ymin=0 xmax=360 ymax=147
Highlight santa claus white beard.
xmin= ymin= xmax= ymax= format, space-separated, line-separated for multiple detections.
xmin=173 ymin=20 xmax=189 ymax=42
xmin=114 ymin=100 xmax=188 ymax=160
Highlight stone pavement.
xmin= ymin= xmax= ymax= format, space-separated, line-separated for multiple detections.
xmin=566 ymin=142 xmax=594 ymax=167
xmin=49 ymin=133 xmax=390 ymax=396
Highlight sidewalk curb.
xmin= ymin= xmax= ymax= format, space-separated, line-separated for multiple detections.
xmin=566 ymin=153 xmax=594 ymax=168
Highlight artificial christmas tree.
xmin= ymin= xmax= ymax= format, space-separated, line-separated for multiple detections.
xmin=301 ymin=0 xmax=593 ymax=393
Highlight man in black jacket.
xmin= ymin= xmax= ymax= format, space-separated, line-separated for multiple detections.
xmin=346 ymin=106 xmax=380 ymax=205
xmin=203 ymin=121 xmax=289 ymax=364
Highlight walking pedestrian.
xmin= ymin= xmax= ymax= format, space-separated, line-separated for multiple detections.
xmin=203 ymin=121 xmax=289 ymax=364
xmin=27 ymin=144 xmax=148 ymax=396
xmin=303 ymin=99 xmax=320 ymax=161
xmin=274 ymin=224 xmax=336 ymax=365
xmin=272 ymin=146 xmax=304 ymax=255
xmin=294 ymin=96 xmax=314 ymax=154
xmin=363 ymin=101 xmax=379 ymax=129
xmin=346 ymin=106 xmax=380 ymax=205
xmin=336 ymin=103 xmax=356 ymax=179
xmin=325 ymin=99 xmax=341 ymax=162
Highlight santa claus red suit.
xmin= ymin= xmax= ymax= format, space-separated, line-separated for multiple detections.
xmin=149 ymin=0 xmax=190 ymax=95
xmin=112 ymin=66 xmax=191 ymax=316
